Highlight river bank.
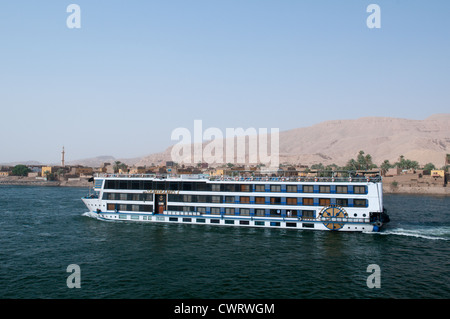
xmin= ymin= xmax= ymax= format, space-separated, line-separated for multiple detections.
xmin=1 ymin=176 xmax=449 ymax=195
xmin=0 ymin=176 xmax=91 ymax=188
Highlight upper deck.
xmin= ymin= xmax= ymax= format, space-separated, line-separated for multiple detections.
xmin=94 ymin=170 xmax=382 ymax=184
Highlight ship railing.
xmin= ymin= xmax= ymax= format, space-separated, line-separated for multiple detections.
xmin=95 ymin=172 xmax=382 ymax=183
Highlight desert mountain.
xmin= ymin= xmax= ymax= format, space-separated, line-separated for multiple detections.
xmin=134 ymin=114 xmax=450 ymax=168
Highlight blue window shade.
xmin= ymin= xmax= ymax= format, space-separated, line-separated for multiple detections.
xmin=94 ymin=179 xmax=103 ymax=188
xmin=313 ymin=185 xmax=319 ymax=193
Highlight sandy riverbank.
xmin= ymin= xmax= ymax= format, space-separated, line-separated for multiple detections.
xmin=1 ymin=176 xmax=448 ymax=195
xmin=0 ymin=176 xmax=91 ymax=188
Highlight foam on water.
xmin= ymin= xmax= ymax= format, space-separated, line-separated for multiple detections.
xmin=380 ymin=226 xmax=450 ymax=241
xmin=82 ymin=212 xmax=100 ymax=220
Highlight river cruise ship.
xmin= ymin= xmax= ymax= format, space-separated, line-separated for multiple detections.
xmin=82 ymin=171 xmax=390 ymax=232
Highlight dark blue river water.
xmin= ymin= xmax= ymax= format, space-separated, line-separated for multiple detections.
xmin=0 ymin=186 xmax=448 ymax=299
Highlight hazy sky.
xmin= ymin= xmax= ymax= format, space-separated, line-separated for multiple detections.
xmin=1 ymin=0 xmax=449 ymax=164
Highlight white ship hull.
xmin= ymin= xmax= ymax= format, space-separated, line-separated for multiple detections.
xmin=82 ymin=173 xmax=389 ymax=232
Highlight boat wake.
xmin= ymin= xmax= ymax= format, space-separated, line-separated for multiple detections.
xmin=379 ymin=226 xmax=450 ymax=241
xmin=82 ymin=212 xmax=101 ymax=220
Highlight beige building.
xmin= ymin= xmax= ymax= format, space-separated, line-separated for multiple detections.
xmin=431 ymin=170 xmax=445 ymax=178
xmin=42 ymin=166 xmax=53 ymax=176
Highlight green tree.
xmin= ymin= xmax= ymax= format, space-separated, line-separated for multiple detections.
xmin=380 ymin=160 xmax=393 ymax=174
xmin=344 ymin=151 xmax=377 ymax=171
xmin=12 ymin=164 xmax=30 ymax=176
xmin=311 ymin=163 xmax=324 ymax=170
xmin=395 ymin=155 xmax=419 ymax=170
xmin=113 ymin=161 xmax=122 ymax=173
xmin=423 ymin=163 xmax=436 ymax=171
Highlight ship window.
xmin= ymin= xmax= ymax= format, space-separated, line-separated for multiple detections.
xmin=210 ymin=219 xmax=220 ymax=224
xmin=169 ymin=217 xmax=178 ymax=222
xmin=168 ymin=181 xmax=179 ymax=191
xmin=302 ymin=223 xmax=314 ymax=228
xmin=240 ymin=196 xmax=250 ymax=204
xmin=211 ymin=184 xmax=221 ymax=192
xmin=302 ymin=210 xmax=314 ymax=219
xmin=211 ymin=207 xmax=220 ymax=215
xmin=319 ymin=198 xmax=331 ymax=206
xmin=270 ymin=222 xmax=280 ymax=227
xmin=270 ymin=197 xmax=281 ymax=205
xmin=182 ymin=218 xmax=192 ymax=222
xmin=240 ymin=220 xmax=250 ymax=225
xmin=225 ymin=196 xmax=234 ymax=203
xmin=240 ymin=184 xmax=251 ymax=192
xmin=107 ymin=203 xmax=115 ymax=210
xmin=183 ymin=195 xmax=192 ymax=202
xmin=255 ymin=184 xmax=265 ymax=192
xmin=255 ymin=197 xmax=265 ymax=204
xmin=286 ymin=222 xmax=297 ymax=227
xmin=143 ymin=193 xmax=153 ymax=201
xmin=196 ymin=182 xmax=208 ymax=191
xmin=225 ymin=208 xmax=235 ymax=215
xmin=240 ymin=208 xmax=250 ymax=216
xmin=336 ymin=198 xmax=348 ymax=207
xmin=211 ymin=196 xmax=221 ymax=203
xmin=354 ymin=186 xmax=367 ymax=194
xmin=270 ymin=185 xmax=281 ymax=192
xmin=131 ymin=181 xmax=140 ymax=190
xmin=319 ymin=186 xmax=330 ymax=193
xmin=303 ymin=185 xmax=314 ymax=193
xmin=225 ymin=220 xmax=235 ymax=224
xmin=224 ymin=184 xmax=236 ymax=192
xmin=143 ymin=181 xmax=153 ymax=190
xmin=255 ymin=221 xmax=265 ymax=226
xmin=354 ymin=199 xmax=368 ymax=207
xmin=336 ymin=186 xmax=348 ymax=194
xmin=196 ymin=218 xmax=206 ymax=223
xmin=255 ymin=209 xmax=265 ymax=216
xmin=303 ymin=198 xmax=314 ymax=206
xmin=197 ymin=195 xmax=207 ymax=203
xmin=118 ymin=181 xmax=128 ymax=190
xmin=131 ymin=205 xmax=139 ymax=211
xmin=139 ymin=205 xmax=153 ymax=212
xmin=182 ymin=182 xmax=193 ymax=191
xmin=197 ymin=207 xmax=206 ymax=214
xmin=286 ymin=185 xmax=297 ymax=193
xmin=286 ymin=198 xmax=297 ymax=205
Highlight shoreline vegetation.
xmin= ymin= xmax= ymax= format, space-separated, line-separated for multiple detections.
xmin=0 ymin=176 xmax=448 ymax=196
xmin=1 ymin=150 xmax=448 ymax=195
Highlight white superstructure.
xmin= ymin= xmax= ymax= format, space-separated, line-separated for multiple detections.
xmin=82 ymin=171 xmax=390 ymax=232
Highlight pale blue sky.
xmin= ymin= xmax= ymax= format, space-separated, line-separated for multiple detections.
xmin=0 ymin=1 xmax=449 ymax=163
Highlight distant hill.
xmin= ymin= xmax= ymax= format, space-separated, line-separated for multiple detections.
xmin=134 ymin=114 xmax=450 ymax=168
xmin=4 ymin=114 xmax=448 ymax=169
